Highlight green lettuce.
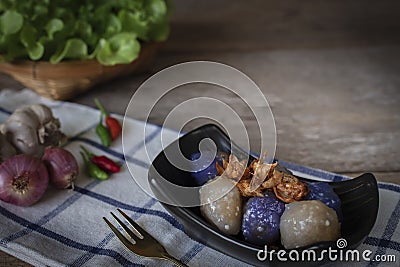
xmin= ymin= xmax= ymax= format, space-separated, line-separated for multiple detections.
xmin=0 ymin=0 xmax=170 ymax=65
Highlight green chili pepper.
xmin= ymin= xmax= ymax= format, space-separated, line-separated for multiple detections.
xmin=80 ymin=145 xmax=94 ymax=158
xmin=80 ymin=151 xmax=109 ymax=180
xmin=95 ymin=98 xmax=122 ymax=140
xmin=96 ymin=113 xmax=111 ymax=147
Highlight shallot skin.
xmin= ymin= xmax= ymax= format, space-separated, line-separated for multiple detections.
xmin=0 ymin=154 xmax=49 ymax=207
xmin=42 ymin=147 xmax=79 ymax=189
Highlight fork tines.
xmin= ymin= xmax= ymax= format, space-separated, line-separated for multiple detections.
xmin=104 ymin=209 xmax=188 ymax=267
xmin=103 ymin=208 xmax=145 ymax=245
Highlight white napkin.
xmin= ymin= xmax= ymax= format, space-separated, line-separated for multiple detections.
xmin=0 ymin=89 xmax=398 ymax=267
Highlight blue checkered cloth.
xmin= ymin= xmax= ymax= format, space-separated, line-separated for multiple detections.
xmin=0 ymin=89 xmax=399 ymax=267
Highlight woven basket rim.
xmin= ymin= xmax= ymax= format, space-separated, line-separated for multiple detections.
xmin=0 ymin=42 xmax=163 ymax=100
xmin=0 ymin=41 xmax=162 ymax=67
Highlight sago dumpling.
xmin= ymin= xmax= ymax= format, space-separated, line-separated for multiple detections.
xmin=200 ymin=176 xmax=242 ymax=235
xmin=280 ymin=200 xmax=340 ymax=249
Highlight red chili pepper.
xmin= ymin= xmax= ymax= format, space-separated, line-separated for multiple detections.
xmin=95 ymin=98 xmax=122 ymax=140
xmin=105 ymin=117 xmax=122 ymax=140
xmin=91 ymin=155 xmax=120 ymax=173
xmin=80 ymin=145 xmax=120 ymax=173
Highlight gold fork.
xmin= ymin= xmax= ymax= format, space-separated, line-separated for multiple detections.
xmin=103 ymin=208 xmax=188 ymax=267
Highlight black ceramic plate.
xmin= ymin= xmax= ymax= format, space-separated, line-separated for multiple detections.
xmin=148 ymin=124 xmax=379 ymax=267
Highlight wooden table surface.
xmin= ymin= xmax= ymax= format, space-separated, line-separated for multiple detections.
xmin=1 ymin=1 xmax=400 ymax=266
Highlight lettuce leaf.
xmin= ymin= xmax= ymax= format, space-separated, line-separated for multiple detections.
xmin=96 ymin=33 xmax=140 ymax=66
xmin=0 ymin=0 xmax=170 ymax=65
xmin=0 ymin=10 xmax=23 ymax=35
xmin=50 ymin=38 xmax=88 ymax=63
xmin=20 ymin=24 xmax=44 ymax=60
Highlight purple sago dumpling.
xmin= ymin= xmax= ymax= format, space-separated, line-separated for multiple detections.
xmin=242 ymin=192 xmax=285 ymax=246
xmin=190 ymin=151 xmax=226 ymax=185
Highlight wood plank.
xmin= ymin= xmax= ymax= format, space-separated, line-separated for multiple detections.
xmin=165 ymin=0 xmax=400 ymax=52
xmin=340 ymin=172 xmax=399 ymax=185
xmin=73 ymin=46 xmax=400 ymax=173
xmin=0 ymin=251 xmax=31 ymax=267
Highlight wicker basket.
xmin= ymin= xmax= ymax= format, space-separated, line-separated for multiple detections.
xmin=0 ymin=42 xmax=162 ymax=100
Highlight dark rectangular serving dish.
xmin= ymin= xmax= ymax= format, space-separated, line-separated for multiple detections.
xmin=148 ymin=124 xmax=379 ymax=266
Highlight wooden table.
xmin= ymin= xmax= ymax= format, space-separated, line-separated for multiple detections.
xmin=1 ymin=1 xmax=399 ymax=266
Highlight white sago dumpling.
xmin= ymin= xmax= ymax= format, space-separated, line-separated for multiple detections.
xmin=280 ymin=200 xmax=340 ymax=249
xmin=199 ymin=176 xmax=242 ymax=235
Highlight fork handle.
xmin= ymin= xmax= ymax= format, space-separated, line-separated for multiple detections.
xmin=161 ymin=253 xmax=189 ymax=267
